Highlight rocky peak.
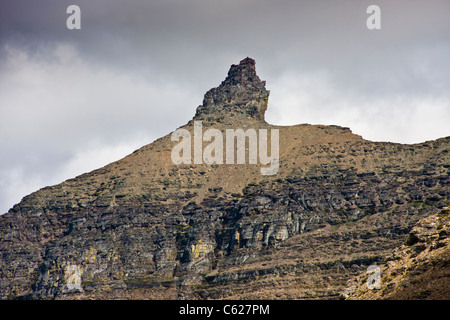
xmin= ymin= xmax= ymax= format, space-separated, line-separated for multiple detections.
xmin=194 ymin=57 xmax=270 ymax=122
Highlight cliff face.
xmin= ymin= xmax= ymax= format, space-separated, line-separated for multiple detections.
xmin=0 ymin=58 xmax=449 ymax=300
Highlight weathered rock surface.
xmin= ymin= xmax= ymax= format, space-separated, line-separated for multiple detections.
xmin=0 ymin=58 xmax=449 ymax=300
xmin=195 ymin=57 xmax=269 ymax=122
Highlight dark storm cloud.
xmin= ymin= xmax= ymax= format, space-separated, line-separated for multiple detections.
xmin=2 ymin=0 xmax=449 ymax=90
xmin=1 ymin=0 xmax=449 ymax=214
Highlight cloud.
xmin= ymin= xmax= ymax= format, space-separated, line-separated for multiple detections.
xmin=0 ymin=140 xmax=148 ymax=216
xmin=0 ymin=42 xmax=200 ymax=214
xmin=265 ymin=70 xmax=450 ymax=143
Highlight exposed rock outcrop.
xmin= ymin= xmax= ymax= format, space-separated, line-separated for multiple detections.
xmin=195 ymin=57 xmax=269 ymax=122
xmin=343 ymin=207 xmax=450 ymax=300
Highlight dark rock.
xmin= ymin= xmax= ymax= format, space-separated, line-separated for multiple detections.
xmin=194 ymin=57 xmax=270 ymax=121
xmin=0 ymin=58 xmax=449 ymax=300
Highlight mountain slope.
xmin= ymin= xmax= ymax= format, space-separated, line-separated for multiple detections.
xmin=343 ymin=206 xmax=450 ymax=300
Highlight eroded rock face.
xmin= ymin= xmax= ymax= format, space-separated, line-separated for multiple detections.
xmin=343 ymin=207 xmax=450 ymax=300
xmin=0 ymin=58 xmax=449 ymax=300
xmin=195 ymin=57 xmax=269 ymax=121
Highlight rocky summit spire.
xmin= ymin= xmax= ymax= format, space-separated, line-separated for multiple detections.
xmin=194 ymin=57 xmax=270 ymax=122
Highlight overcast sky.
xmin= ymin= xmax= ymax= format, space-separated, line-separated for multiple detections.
xmin=1 ymin=0 xmax=449 ymax=214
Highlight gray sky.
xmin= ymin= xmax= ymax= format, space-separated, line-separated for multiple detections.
xmin=1 ymin=0 xmax=449 ymax=214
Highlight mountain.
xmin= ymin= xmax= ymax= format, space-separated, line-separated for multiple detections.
xmin=0 ymin=58 xmax=449 ymax=300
